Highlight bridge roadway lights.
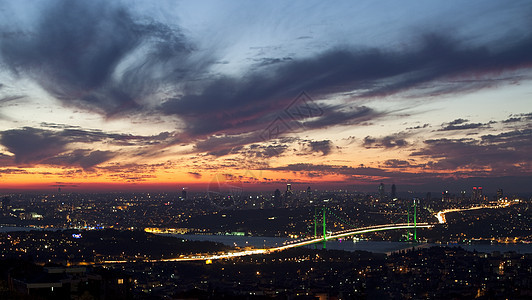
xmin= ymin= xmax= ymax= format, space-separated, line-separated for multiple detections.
xmin=97 ymin=223 xmax=435 ymax=264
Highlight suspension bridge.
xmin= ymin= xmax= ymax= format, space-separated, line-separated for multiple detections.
xmin=306 ymin=199 xmax=422 ymax=249
xmin=100 ymin=199 xmax=433 ymax=264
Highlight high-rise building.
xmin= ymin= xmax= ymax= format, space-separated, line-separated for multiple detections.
xmin=378 ymin=183 xmax=385 ymax=201
xmin=391 ymin=184 xmax=397 ymax=200
xmin=472 ymin=186 xmax=483 ymax=201
xmin=306 ymin=186 xmax=311 ymax=199
xmin=274 ymin=189 xmax=281 ymax=200
xmin=273 ymin=189 xmax=282 ymax=207
xmin=181 ymin=188 xmax=187 ymax=200
xmin=497 ymin=188 xmax=503 ymax=200
xmin=285 ymin=184 xmax=293 ymax=199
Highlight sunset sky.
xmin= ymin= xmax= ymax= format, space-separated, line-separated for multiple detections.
xmin=0 ymin=0 xmax=530 ymax=194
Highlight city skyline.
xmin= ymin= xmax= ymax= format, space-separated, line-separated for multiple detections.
xmin=0 ymin=0 xmax=531 ymax=193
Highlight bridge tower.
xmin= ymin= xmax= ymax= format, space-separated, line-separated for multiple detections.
xmin=322 ymin=207 xmax=327 ymax=248
xmin=413 ymin=198 xmax=417 ymax=242
xmin=406 ymin=199 xmax=418 ymax=242
xmin=313 ymin=207 xmax=327 ymax=249
xmin=314 ymin=208 xmax=318 ymax=249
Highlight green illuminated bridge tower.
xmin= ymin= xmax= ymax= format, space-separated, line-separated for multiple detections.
xmin=313 ymin=200 xmax=420 ymax=249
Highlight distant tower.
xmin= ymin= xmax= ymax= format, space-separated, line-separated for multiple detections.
xmin=306 ymin=186 xmax=312 ymax=199
xmin=472 ymin=186 xmax=483 ymax=201
xmin=426 ymin=192 xmax=431 ymax=202
xmin=378 ymin=183 xmax=385 ymax=201
xmin=285 ymin=184 xmax=293 ymax=198
xmin=181 ymin=188 xmax=187 ymax=200
xmin=391 ymin=184 xmax=397 ymax=200
xmin=273 ymin=189 xmax=281 ymax=205
xmin=496 ymin=188 xmax=503 ymax=201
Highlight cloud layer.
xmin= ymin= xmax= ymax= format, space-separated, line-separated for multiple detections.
xmin=0 ymin=1 xmax=531 ymax=191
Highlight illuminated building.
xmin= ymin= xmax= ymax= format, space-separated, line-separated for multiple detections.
xmin=472 ymin=186 xmax=483 ymax=201
xmin=378 ymin=183 xmax=385 ymax=201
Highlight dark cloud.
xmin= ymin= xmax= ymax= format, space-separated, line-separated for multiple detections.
xmin=243 ymin=144 xmax=290 ymax=159
xmin=503 ymin=117 xmax=523 ymax=123
xmin=0 ymin=0 xmax=193 ymax=115
xmin=502 ymin=113 xmax=532 ymax=123
xmin=253 ymin=57 xmax=293 ymax=67
xmin=308 ymin=140 xmax=333 ymax=156
xmin=37 ymin=123 xmax=173 ymax=146
xmin=0 ymin=127 xmax=69 ymax=164
xmin=0 ymin=168 xmax=29 ymax=175
xmin=99 ymin=161 xmax=172 ymax=173
xmin=363 ymin=134 xmax=409 ymax=149
xmin=0 ymin=126 xmax=172 ymax=168
xmin=63 ymin=128 xmax=172 ymax=146
xmin=302 ymin=106 xmax=381 ymax=130
xmin=188 ymin=172 xmax=202 ymax=179
xmin=194 ymin=133 xmax=259 ymax=157
xmin=480 ymin=129 xmax=532 ymax=146
xmin=406 ymin=123 xmax=430 ymax=130
xmin=161 ymin=32 xmax=532 ymax=139
xmin=411 ymin=129 xmax=531 ymax=175
xmin=0 ymin=153 xmax=14 ymax=166
xmin=382 ymin=159 xmax=412 ymax=168
xmin=448 ymin=118 xmax=468 ymax=125
xmin=0 ymin=126 xmax=116 ymax=169
xmin=439 ymin=118 xmax=493 ymax=131
xmin=1 ymin=1 xmax=531 ymax=166
xmin=43 ymin=149 xmax=115 ymax=169
xmin=266 ymin=160 xmax=532 ymax=193
xmin=195 ymin=134 xmax=334 ymax=159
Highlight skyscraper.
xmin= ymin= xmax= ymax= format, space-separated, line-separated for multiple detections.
xmin=272 ymin=189 xmax=282 ymax=208
xmin=378 ymin=183 xmax=385 ymax=201
xmin=472 ymin=186 xmax=483 ymax=201
xmin=391 ymin=184 xmax=397 ymax=200
xmin=285 ymin=184 xmax=293 ymax=199
xmin=497 ymin=188 xmax=503 ymax=200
